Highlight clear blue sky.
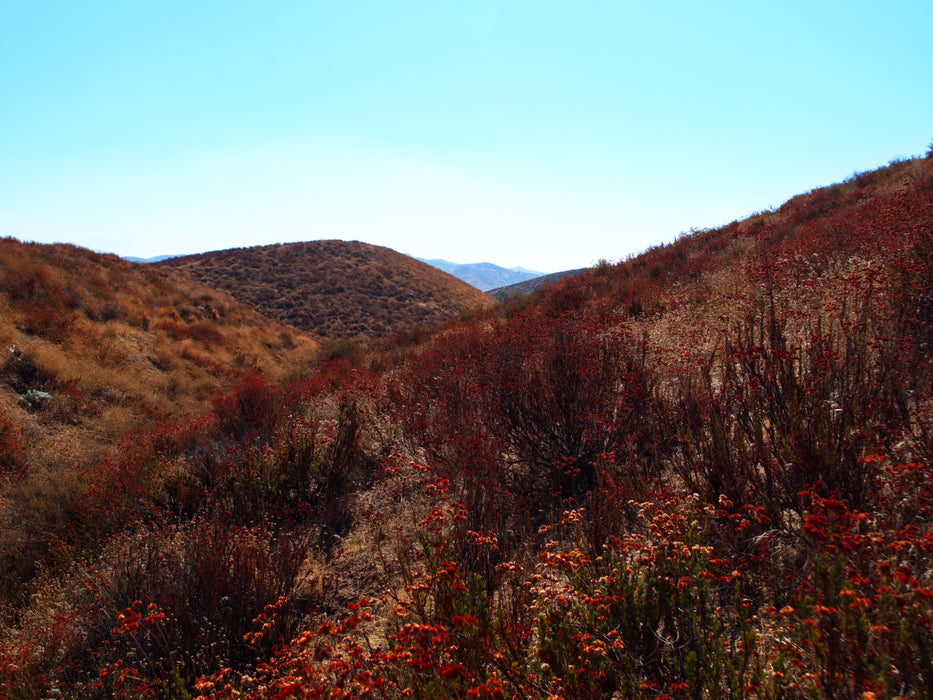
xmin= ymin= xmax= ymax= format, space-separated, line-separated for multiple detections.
xmin=2 ymin=1 xmax=931 ymax=272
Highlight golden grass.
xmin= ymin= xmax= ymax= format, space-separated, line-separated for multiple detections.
xmin=0 ymin=237 xmax=318 ymax=474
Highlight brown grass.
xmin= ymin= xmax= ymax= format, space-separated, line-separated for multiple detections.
xmin=158 ymin=239 xmax=497 ymax=341
xmin=0 ymin=237 xmax=318 ymax=475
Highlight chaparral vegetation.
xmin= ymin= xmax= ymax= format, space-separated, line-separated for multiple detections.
xmin=2 ymin=154 xmax=932 ymax=698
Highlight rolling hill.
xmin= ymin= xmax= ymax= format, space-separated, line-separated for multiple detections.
xmin=158 ymin=240 xmax=497 ymax=341
xmin=0 ymin=237 xmax=318 ymax=471
xmin=487 ymin=266 xmax=586 ymax=298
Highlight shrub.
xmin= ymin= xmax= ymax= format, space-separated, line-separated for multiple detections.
xmin=212 ymin=370 xmax=287 ymax=441
xmin=67 ymin=515 xmax=315 ymax=696
xmin=391 ymin=306 xmax=662 ymax=529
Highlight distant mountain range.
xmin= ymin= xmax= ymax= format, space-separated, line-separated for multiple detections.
xmin=487 ymin=268 xmax=587 ymax=299
xmin=124 ymin=254 xmax=178 ymax=263
xmin=417 ymin=258 xmax=545 ymax=291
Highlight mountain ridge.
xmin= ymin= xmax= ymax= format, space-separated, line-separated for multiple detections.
xmin=417 ymin=257 xmax=546 ymax=291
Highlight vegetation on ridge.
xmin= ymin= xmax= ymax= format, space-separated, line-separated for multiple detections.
xmin=158 ymin=240 xmax=496 ymax=342
xmin=1 ymin=155 xmax=932 ymax=698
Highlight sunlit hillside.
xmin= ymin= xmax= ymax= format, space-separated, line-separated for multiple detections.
xmin=0 ymin=239 xmax=323 ymax=631
xmin=2 ymin=155 xmax=932 ymax=698
xmin=0 ymin=239 xmax=318 ymax=469
xmin=158 ymin=240 xmax=497 ymax=341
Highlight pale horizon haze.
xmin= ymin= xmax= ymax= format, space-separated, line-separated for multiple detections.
xmin=2 ymin=1 xmax=931 ymax=273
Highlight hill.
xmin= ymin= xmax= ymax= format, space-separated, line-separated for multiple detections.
xmin=417 ymin=258 xmax=545 ymax=291
xmin=3 ymin=155 xmax=933 ymax=698
xmin=159 ymin=241 xmax=496 ymax=341
xmin=488 ymin=266 xmax=586 ymax=298
xmin=0 ymin=238 xmax=318 ymax=470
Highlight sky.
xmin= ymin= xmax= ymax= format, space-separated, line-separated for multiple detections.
xmin=2 ymin=2 xmax=931 ymax=273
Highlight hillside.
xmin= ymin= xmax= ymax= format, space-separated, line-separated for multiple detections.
xmin=418 ymin=258 xmax=545 ymax=291
xmin=159 ymin=240 xmax=496 ymax=341
xmin=0 ymin=239 xmax=318 ymax=471
xmin=2 ymin=155 xmax=933 ymax=698
xmin=488 ymin=266 xmax=586 ymax=299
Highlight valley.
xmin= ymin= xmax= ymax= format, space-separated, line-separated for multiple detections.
xmin=1 ymin=155 xmax=932 ymax=698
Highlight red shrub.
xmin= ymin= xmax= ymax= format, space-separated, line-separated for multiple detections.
xmin=212 ymin=370 xmax=287 ymax=441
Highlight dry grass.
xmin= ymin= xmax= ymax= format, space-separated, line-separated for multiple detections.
xmin=158 ymin=239 xmax=497 ymax=342
xmin=0 ymin=238 xmax=319 ymax=475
